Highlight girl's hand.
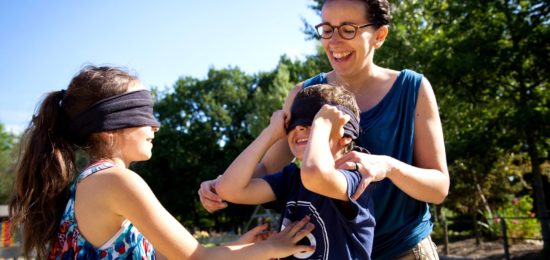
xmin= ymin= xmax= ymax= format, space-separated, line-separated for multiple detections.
xmin=263 ymin=216 xmax=315 ymax=258
xmin=226 ymin=216 xmax=315 ymax=258
xmin=226 ymin=223 xmax=273 ymax=245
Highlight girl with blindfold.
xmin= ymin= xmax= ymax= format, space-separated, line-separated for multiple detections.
xmin=9 ymin=65 xmax=314 ymax=259
xmin=215 ymin=84 xmax=376 ymax=259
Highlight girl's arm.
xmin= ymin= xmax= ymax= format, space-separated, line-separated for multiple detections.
xmin=105 ymin=168 xmax=313 ymax=259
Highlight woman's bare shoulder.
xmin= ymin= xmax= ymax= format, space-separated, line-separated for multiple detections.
xmin=380 ymin=67 xmax=400 ymax=79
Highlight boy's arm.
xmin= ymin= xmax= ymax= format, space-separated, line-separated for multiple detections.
xmin=301 ymin=105 xmax=351 ymax=201
xmin=253 ymin=82 xmax=303 ymax=177
xmin=216 ymin=110 xmax=287 ymax=204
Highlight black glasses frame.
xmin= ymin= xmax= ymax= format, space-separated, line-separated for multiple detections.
xmin=315 ymin=22 xmax=375 ymax=40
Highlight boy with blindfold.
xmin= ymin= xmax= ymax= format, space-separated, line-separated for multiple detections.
xmin=216 ymin=84 xmax=375 ymax=259
xmin=9 ymin=66 xmax=315 ymax=260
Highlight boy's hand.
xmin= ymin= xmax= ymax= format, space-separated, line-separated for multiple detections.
xmin=266 ymin=110 xmax=287 ymax=141
xmin=313 ymin=104 xmax=349 ymax=139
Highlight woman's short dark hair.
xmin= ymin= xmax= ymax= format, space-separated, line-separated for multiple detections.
xmin=324 ymin=0 xmax=391 ymax=27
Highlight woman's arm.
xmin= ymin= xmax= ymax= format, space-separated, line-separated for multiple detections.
xmin=335 ymin=78 xmax=449 ymax=204
xmin=391 ymin=77 xmax=449 ymax=203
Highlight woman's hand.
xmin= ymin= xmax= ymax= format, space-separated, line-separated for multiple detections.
xmin=335 ymin=151 xmax=393 ymax=200
xmin=197 ymin=177 xmax=228 ymax=213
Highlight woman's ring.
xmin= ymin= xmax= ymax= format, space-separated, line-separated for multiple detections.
xmin=354 ymin=162 xmax=359 ymax=171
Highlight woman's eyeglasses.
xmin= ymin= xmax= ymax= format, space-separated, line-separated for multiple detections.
xmin=315 ymin=22 xmax=375 ymax=40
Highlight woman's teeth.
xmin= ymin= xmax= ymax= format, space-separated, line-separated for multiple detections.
xmin=333 ymin=51 xmax=351 ymax=59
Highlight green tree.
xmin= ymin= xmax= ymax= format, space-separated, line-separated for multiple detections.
xmin=135 ymin=65 xmax=296 ymax=231
xmin=0 ymin=123 xmax=18 ymax=203
xmin=422 ymin=1 xmax=549 ymax=252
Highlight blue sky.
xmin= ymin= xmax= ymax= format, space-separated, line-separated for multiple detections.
xmin=0 ymin=1 xmax=320 ymax=133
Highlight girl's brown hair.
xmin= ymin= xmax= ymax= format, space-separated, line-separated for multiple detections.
xmin=9 ymin=66 xmax=137 ymax=258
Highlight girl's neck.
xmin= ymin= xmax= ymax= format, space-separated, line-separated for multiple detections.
xmin=89 ymin=157 xmax=127 ymax=169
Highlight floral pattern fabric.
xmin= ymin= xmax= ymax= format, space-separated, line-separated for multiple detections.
xmin=49 ymin=162 xmax=155 ymax=260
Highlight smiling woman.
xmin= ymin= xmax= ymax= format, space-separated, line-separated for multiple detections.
xmin=198 ymin=0 xmax=449 ymax=259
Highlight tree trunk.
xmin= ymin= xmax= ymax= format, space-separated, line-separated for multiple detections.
xmin=527 ymin=132 xmax=550 ymax=256
xmin=472 ymin=173 xmax=482 ymax=245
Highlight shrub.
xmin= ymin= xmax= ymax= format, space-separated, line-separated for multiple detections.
xmin=483 ymin=195 xmax=541 ymax=243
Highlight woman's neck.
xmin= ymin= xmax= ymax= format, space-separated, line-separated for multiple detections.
xmin=329 ymin=65 xmax=398 ymax=112
xmin=329 ymin=64 xmax=382 ymax=94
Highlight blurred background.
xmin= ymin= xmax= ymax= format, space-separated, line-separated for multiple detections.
xmin=1 ymin=0 xmax=548 ymax=259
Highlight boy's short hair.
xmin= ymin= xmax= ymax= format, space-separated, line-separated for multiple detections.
xmin=287 ymin=84 xmax=360 ymax=139
xmin=298 ymin=84 xmax=359 ymax=116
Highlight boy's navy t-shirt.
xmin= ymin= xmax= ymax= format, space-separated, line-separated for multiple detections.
xmin=262 ymin=163 xmax=375 ymax=260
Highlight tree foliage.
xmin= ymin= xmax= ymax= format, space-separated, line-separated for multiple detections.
xmin=0 ymin=123 xmax=18 ymax=203
xmin=407 ymin=0 xmax=549 ymax=244
xmin=134 ymin=65 xmax=297 ymax=230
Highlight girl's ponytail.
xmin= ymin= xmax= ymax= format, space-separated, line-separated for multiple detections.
xmin=9 ymin=90 xmax=76 ymax=259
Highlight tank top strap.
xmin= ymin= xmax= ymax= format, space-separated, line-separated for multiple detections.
xmin=302 ymin=72 xmax=328 ymax=88
xmin=77 ymin=161 xmax=116 ymax=183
